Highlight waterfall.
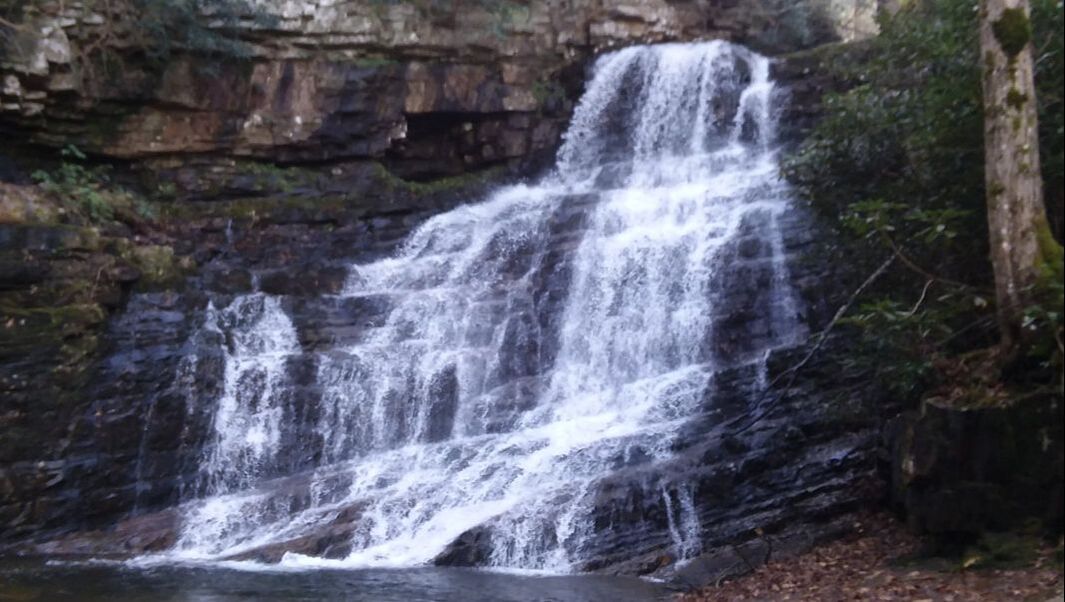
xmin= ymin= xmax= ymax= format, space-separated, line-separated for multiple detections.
xmin=167 ymin=41 xmax=808 ymax=572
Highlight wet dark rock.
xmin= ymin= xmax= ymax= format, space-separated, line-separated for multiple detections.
xmin=473 ymin=378 xmax=541 ymax=434
xmin=224 ymin=503 xmax=364 ymax=563
xmin=670 ymin=539 xmax=770 ymax=589
xmin=30 ymin=509 xmax=179 ymax=557
xmin=560 ymin=338 xmax=890 ymax=578
xmin=107 ymin=261 xmax=142 ymax=284
xmin=434 ymin=526 xmax=494 ymax=567
xmin=259 ymin=266 xmax=348 ymax=296
xmin=0 ymin=258 xmax=50 ymax=289
xmin=204 ymin=268 xmax=254 ymax=294
xmin=771 ymin=42 xmax=875 ymax=148
xmin=887 ymin=396 xmax=1065 ymax=542
xmin=425 ymin=364 xmax=460 ymax=443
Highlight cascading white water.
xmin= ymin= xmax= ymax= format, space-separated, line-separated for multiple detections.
xmin=167 ymin=41 xmax=808 ymax=571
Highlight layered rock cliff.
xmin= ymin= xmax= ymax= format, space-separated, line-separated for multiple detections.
xmin=1 ymin=0 xmax=744 ymax=188
xmin=0 ymin=0 xmax=884 ymax=566
xmin=0 ymin=0 xmax=884 ymax=186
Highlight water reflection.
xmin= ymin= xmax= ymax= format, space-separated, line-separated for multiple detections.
xmin=0 ymin=561 xmax=667 ymax=602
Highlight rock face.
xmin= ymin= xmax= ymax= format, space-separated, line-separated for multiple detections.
xmin=0 ymin=172 xmax=501 ymax=546
xmin=4 ymin=191 xmax=893 ymax=583
xmin=0 ymin=0 xmax=740 ymax=188
xmin=0 ymin=0 xmax=883 ymax=188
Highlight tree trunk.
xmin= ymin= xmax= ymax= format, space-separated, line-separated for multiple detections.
xmin=979 ymin=0 xmax=1054 ymax=350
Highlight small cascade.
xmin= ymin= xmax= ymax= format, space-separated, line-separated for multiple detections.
xmin=175 ymin=294 xmax=301 ymax=555
xmin=663 ymin=484 xmax=702 ymax=563
xmin=162 ymin=41 xmax=810 ymax=572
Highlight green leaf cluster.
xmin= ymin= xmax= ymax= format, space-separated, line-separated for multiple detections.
xmin=131 ymin=0 xmax=265 ymax=67
xmin=1 ymin=0 xmax=274 ymax=71
xmin=30 ymin=145 xmax=159 ymax=224
xmin=366 ymin=0 xmax=527 ymax=38
xmin=31 ymin=145 xmax=116 ymax=223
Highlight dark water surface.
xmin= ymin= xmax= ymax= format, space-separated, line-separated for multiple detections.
xmin=0 ymin=560 xmax=668 ymax=602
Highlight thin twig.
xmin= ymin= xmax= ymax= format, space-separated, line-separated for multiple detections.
xmin=726 ymin=255 xmax=897 ymax=435
xmin=0 ymin=15 xmax=23 ymax=30
xmin=935 ymin=312 xmax=998 ymax=347
xmin=878 ymin=229 xmax=985 ymax=292
xmin=904 ymin=279 xmax=934 ymax=318
xmin=88 ymin=264 xmax=106 ymax=301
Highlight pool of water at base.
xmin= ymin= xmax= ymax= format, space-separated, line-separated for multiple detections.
xmin=0 ymin=560 xmax=669 ymax=602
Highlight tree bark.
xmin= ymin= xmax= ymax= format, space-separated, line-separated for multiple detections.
xmin=979 ymin=0 xmax=1053 ymax=350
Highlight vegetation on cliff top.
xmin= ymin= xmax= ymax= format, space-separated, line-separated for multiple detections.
xmin=1 ymin=0 xmax=271 ymax=92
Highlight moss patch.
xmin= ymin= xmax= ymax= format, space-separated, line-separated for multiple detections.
xmin=962 ymin=529 xmax=1043 ymax=570
xmin=353 ymin=57 xmax=399 ymax=69
xmin=160 ymin=192 xmax=370 ymax=223
xmin=370 ymin=162 xmax=506 ymax=196
xmin=0 ymin=303 xmax=107 ymax=358
xmin=1035 ymin=216 xmax=1064 ymax=276
xmin=1006 ymin=87 xmax=1028 ymax=109
xmin=240 ymin=161 xmax=319 ymax=194
xmin=992 ymin=8 xmax=1032 ymax=58
xmin=122 ymin=244 xmax=193 ymax=289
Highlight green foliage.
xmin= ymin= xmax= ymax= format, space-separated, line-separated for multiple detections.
xmin=367 ymin=0 xmax=527 ymax=37
xmin=839 ymin=297 xmax=937 ymax=395
xmin=1 ymin=0 xmax=272 ymax=78
xmin=962 ymin=529 xmax=1042 ymax=570
xmin=785 ymin=0 xmax=1064 ymax=395
xmin=130 ymin=0 xmax=266 ymax=67
xmin=30 ymin=144 xmax=166 ymax=225
xmin=840 ymin=199 xmax=969 ymax=245
xmin=32 ymin=145 xmax=115 ymax=223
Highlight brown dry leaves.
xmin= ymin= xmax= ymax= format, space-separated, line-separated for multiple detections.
xmin=678 ymin=514 xmax=1063 ymax=602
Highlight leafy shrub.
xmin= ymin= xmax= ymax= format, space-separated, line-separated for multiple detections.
xmin=367 ymin=0 xmax=527 ymax=36
xmin=30 ymin=144 xmax=163 ymax=224
xmin=32 ymin=145 xmax=115 ymax=223
xmin=1 ymin=0 xmax=273 ymax=83
xmin=785 ymin=0 xmax=1064 ymax=397
xmin=131 ymin=0 xmax=263 ymax=67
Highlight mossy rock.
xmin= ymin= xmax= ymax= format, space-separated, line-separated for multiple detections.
xmin=961 ymin=528 xmax=1043 ymax=569
xmin=0 ymin=303 xmax=106 ymax=354
xmin=123 ymin=245 xmax=194 ymax=290
xmin=159 ymin=162 xmax=508 ymax=225
xmin=369 ymin=162 xmax=507 ymax=196
xmin=0 ymin=224 xmax=102 ymax=254
xmin=161 ymin=193 xmax=369 ymax=223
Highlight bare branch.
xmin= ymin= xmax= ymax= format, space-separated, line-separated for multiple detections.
xmin=904 ymin=279 xmax=935 ymax=318
xmin=877 ymin=228 xmax=988 ymax=292
xmin=726 ymin=255 xmax=897 ymax=435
